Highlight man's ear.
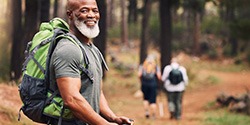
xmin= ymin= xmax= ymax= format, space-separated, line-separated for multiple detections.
xmin=67 ymin=10 xmax=73 ymax=19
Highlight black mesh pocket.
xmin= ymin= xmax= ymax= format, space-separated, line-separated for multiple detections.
xmin=19 ymin=74 xmax=48 ymax=123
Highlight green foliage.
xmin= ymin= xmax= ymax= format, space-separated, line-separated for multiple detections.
xmin=149 ymin=8 xmax=160 ymax=44
xmin=205 ymin=110 xmax=250 ymax=125
xmin=230 ymin=19 xmax=250 ymax=40
xmin=204 ymin=101 xmax=217 ymax=109
xmin=247 ymin=51 xmax=250 ymax=64
xmin=128 ymin=22 xmax=141 ymax=39
xmin=222 ymin=44 xmax=232 ymax=57
xmin=107 ymin=26 xmax=121 ymax=39
xmin=207 ymin=48 xmax=218 ymax=59
xmin=201 ymin=16 xmax=223 ymax=35
xmin=172 ymin=22 xmax=187 ymax=51
xmin=183 ymin=0 xmax=206 ymax=12
xmin=206 ymin=75 xmax=220 ymax=85
xmin=173 ymin=21 xmax=186 ymax=37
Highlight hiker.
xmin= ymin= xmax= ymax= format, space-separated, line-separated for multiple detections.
xmin=138 ymin=55 xmax=161 ymax=119
xmin=161 ymin=58 xmax=188 ymax=120
xmin=48 ymin=0 xmax=133 ymax=124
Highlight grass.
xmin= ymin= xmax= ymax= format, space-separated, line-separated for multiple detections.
xmin=204 ymin=109 xmax=250 ymax=125
xmin=188 ymin=60 xmax=250 ymax=72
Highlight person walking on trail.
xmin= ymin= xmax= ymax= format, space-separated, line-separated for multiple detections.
xmin=138 ymin=55 xmax=161 ymax=119
xmin=161 ymin=58 xmax=188 ymax=120
xmin=49 ymin=0 xmax=133 ymax=124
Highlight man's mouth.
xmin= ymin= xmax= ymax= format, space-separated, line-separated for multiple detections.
xmin=84 ymin=20 xmax=97 ymax=27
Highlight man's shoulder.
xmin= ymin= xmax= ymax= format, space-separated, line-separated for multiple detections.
xmin=56 ymin=38 xmax=80 ymax=50
xmin=165 ymin=65 xmax=172 ymax=69
xmin=53 ymin=38 xmax=82 ymax=61
xmin=179 ymin=65 xmax=186 ymax=70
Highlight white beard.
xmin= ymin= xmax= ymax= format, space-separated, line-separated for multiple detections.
xmin=74 ymin=19 xmax=100 ymax=39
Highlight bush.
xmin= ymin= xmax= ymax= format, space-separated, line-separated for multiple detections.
xmin=201 ymin=16 xmax=223 ymax=35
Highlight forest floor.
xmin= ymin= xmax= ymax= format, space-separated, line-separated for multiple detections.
xmin=106 ymin=70 xmax=250 ymax=125
xmin=0 ymin=47 xmax=250 ymax=125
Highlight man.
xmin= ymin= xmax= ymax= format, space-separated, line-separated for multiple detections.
xmin=161 ymin=58 xmax=188 ymax=120
xmin=49 ymin=0 xmax=133 ymax=124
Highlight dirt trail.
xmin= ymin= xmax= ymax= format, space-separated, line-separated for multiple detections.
xmin=181 ymin=70 xmax=250 ymax=125
xmin=112 ymin=70 xmax=250 ymax=125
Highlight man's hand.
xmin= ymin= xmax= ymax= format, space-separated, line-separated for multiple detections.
xmin=113 ymin=116 xmax=134 ymax=125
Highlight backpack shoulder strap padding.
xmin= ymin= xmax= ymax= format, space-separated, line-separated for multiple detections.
xmin=22 ymin=28 xmax=66 ymax=73
xmin=55 ymin=34 xmax=95 ymax=82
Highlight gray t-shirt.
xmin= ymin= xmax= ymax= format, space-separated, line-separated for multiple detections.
xmin=49 ymin=38 xmax=105 ymax=124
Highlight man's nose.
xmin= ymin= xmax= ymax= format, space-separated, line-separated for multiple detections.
xmin=87 ymin=11 xmax=95 ymax=18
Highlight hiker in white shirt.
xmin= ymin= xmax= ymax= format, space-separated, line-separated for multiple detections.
xmin=161 ymin=58 xmax=188 ymax=120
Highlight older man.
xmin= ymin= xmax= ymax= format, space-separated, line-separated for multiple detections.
xmin=49 ymin=0 xmax=133 ymax=124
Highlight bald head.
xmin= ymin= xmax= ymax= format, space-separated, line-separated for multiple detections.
xmin=67 ymin=0 xmax=79 ymax=12
xmin=67 ymin=0 xmax=98 ymax=11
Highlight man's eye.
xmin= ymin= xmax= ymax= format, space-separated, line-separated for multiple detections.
xmin=81 ymin=9 xmax=88 ymax=13
xmin=93 ymin=9 xmax=99 ymax=13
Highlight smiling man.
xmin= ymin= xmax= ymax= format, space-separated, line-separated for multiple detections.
xmin=48 ymin=0 xmax=133 ymax=124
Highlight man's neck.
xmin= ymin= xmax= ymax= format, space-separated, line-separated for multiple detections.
xmin=70 ymin=28 xmax=91 ymax=45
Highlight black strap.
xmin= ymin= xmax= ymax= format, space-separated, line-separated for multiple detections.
xmin=58 ymin=106 xmax=65 ymax=125
xmin=45 ymin=90 xmax=60 ymax=106
xmin=65 ymin=33 xmax=90 ymax=67
xmin=92 ymin=45 xmax=109 ymax=71
xmin=45 ymin=28 xmax=67 ymax=89
xmin=18 ymin=107 xmax=23 ymax=121
xmin=22 ymin=29 xmax=63 ymax=73
xmin=63 ymin=33 xmax=95 ymax=81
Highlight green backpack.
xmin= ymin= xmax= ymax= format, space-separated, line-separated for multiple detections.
xmin=18 ymin=18 xmax=92 ymax=124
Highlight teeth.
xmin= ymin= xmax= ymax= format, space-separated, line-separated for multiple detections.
xmin=85 ymin=20 xmax=95 ymax=25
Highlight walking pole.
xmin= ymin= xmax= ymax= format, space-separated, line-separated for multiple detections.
xmin=158 ymin=83 xmax=164 ymax=117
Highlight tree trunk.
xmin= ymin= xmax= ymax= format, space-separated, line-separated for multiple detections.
xmin=121 ymin=0 xmax=128 ymax=46
xmin=183 ymin=8 xmax=192 ymax=49
xmin=128 ymin=0 xmax=138 ymax=23
xmin=193 ymin=11 xmax=201 ymax=55
xmin=139 ymin=0 xmax=153 ymax=64
xmin=54 ymin=0 xmax=58 ymax=17
xmin=57 ymin=0 xmax=67 ymax=20
xmin=227 ymin=6 xmax=237 ymax=56
xmin=94 ymin=0 xmax=107 ymax=78
xmin=159 ymin=0 xmax=172 ymax=72
xmin=40 ymin=0 xmax=50 ymax=22
xmin=15 ymin=0 xmax=40 ymax=80
xmin=10 ymin=0 xmax=22 ymax=81
xmin=106 ymin=0 xmax=115 ymax=28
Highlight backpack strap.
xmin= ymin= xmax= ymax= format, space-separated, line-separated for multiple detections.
xmin=22 ymin=28 xmax=66 ymax=74
xmin=64 ymin=33 xmax=90 ymax=67
xmin=56 ymin=33 xmax=94 ymax=82
xmin=92 ymin=45 xmax=109 ymax=71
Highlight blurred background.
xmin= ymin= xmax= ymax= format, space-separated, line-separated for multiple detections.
xmin=0 ymin=0 xmax=250 ymax=125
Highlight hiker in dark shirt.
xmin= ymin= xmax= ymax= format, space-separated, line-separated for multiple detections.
xmin=138 ymin=55 xmax=161 ymax=119
xmin=161 ymin=58 xmax=188 ymax=120
xmin=49 ymin=0 xmax=133 ymax=124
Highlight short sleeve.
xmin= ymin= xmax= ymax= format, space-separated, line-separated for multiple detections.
xmin=52 ymin=39 xmax=82 ymax=78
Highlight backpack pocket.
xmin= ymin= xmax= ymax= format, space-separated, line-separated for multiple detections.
xmin=19 ymin=74 xmax=47 ymax=123
xmin=43 ymin=92 xmax=74 ymax=121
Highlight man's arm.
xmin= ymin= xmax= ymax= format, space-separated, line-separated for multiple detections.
xmin=99 ymin=81 xmax=133 ymax=124
xmin=56 ymin=77 xmax=116 ymax=125
xmin=99 ymin=90 xmax=117 ymax=121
